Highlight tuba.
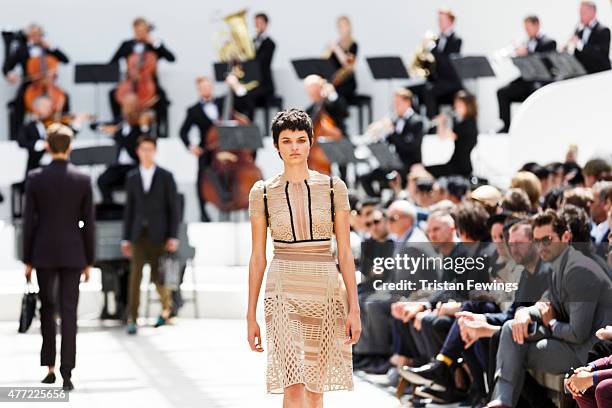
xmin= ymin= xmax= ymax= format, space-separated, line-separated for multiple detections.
xmin=409 ymin=30 xmax=438 ymax=79
xmin=217 ymin=9 xmax=256 ymax=62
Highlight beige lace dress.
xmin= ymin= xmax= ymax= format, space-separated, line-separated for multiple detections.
xmin=249 ymin=169 xmax=354 ymax=394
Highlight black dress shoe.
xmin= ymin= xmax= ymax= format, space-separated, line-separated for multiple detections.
xmin=399 ymin=359 xmax=453 ymax=388
xmin=363 ymin=359 xmax=392 ymax=375
xmin=41 ymin=372 xmax=56 ymax=384
xmin=62 ymin=379 xmax=74 ymax=392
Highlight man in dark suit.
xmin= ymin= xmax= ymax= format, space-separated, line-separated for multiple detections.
xmin=488 ymin=210 xmax=612 ymax=408
xmin=497 ymin=15 xmax=557 ymax=133
xmin=3 ymin=24 xmax=69 ymax=140
xmin=251 ymin=12 xmax=276 ymax=107
xmin=410 ymin=9 xmax=463 ymax=119
xmin=179 ymin=76 xmax=223 ymax=222
xmin=108 ymin=17 xmax=175 ymax=137
xmin=569 ymin=1 xmax=611 ymax=74
xmin=97 ymin=93 xmax=152 ymax=204
xmin=121 ymin=135 xmax=179 ymax=335
xmin=17 ymin=96 xmax=54 ymax=175
xmin=359 ymin=88 xmax=424 ymax=197
xmin=22 ymin=124 xmax=95 ymax=392
xmin=304 ymin=74 xmax=348 ymax=135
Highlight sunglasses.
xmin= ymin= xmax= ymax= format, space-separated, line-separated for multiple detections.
xmin=365 ymin=219 xmax=383 ymax=228
xmin=533 ymin=235 xmax=555 ymax=247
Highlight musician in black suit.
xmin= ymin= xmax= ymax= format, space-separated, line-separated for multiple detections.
xmin=250 ymin=12 xmax=276 ymax=107
xmin=326 ymin=15 xmax=359 ymax=99
xmin=2 ymin=24 xmax=69 ymax=140
xmin=359 ymin=88 xmax=425 ymax=197
xmin=568 ymin=1 xmax=611 ymax=74
xmin=410 ymin=9 xmax=463 ymax=119
xmin=179 ymin=76 xmax=223 ymax=222
xmin=97 ymin=93 xmax=152 ymax=204
xmin=108 ymin=17 xmax=175 ymax=137
xmin=17 ymin=96 xmax=54 ymax=175
xmin=121 ymin=135 xmax=179 ymax=335
xmin=304 ymin=74 xmax=348 ymax=135
xmin=497 ymin=15 xmax=557 ymax=133
xmin=22 ymin=124 xmax=95 ymax=391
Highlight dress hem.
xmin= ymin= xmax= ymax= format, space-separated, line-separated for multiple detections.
xmin=266 ymin=380 xmax=355 ymax=395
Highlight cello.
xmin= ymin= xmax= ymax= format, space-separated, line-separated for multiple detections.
xmin=23 ymin=50 xmax=67 ymax=116
xmin=114 ymin=42 xmax=158 ymax=111
xmin=199 ymin=72 xmax=263 ymax=212
xmin=308 ymin=82 xmax=344 ymax=175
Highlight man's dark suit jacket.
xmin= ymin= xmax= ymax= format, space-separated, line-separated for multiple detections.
xmin=179 ymin=98 xmax=224 ymax=167
xmin=431 ymin=32 xmax=462 ymax=83
xmin=386 ymin=112 xmax=425 ymax=170
xmin=575 ymin=22 xmax=611 ymax=74
xmin=2 ymin=44 xmax=69 ymax=77
xmin=531 ymin=35 xmax=557 ymax=53
xmin=22 ymin=160 xmax=95 ymax=269
xmin=122 ymin=166 xmax=179 ymax=245
xmin=17 ymin=121 xmax=45 ymax=174
xmin=254 ymin=36 xmax=276 ymax=97
xmin=306 ymin=96 xmax=349 ymax=136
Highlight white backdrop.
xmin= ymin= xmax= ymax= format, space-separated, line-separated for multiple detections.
xmin=1 ymin=0 xmax=611 ymax=140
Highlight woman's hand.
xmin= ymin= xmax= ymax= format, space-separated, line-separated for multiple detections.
xmin=344 ymin=310 xmax=361 ymax=345
xmin=247 ymin=319 xmax=264 ymax=352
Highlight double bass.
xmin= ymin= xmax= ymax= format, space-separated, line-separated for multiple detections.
xmin=199 ymin=73 xmax=263 ymax=212
xmin=23 ymin=50 xmax=67 ymax=116
xmin=114 ymin=44 xmax=158 ymax=110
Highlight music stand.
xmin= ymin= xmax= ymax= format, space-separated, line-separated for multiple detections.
xmin=366 ymin=56 xmax=410 ymax=80
xmin=213 ymin=59 xmax=262 ymax=84
xmin=450 ymin=56 xmax=495 ymax=80
xmin=74 ymin=63 xmax=120 ymax=120
xmin=367 ymin=141 xmax=403 ymax=170
xmin=217 ymin=125 xmax=264 ymax=151
xmin=545 ymin=52 xmax=587 ymax=80
xmin=511 ymin=55 xmax=552 ymax=82
xmin=70 ymin=145 xmax=117 ymax=166
xmin=317 ymin=138 xmax=359 ymax=166
xmin=290 ymin=58 xmax=336 ymax=81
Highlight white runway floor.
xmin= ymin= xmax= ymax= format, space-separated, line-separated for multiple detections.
xmin=0 ymin=318 xmax=411 ymax=408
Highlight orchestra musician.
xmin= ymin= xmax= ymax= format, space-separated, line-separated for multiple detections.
xmin=179 ymin=76 xmax=223 ymax=222
xmin=97 ymin=93 xmax=154 ymax=204
xmin=304 ymin=74 xmax=348 ymax=136
xmin=250 ymin=12 xmax=276 ymax=108
xmin=325 ymin=15 xmax=358 ymax=100
xmin=17 ymin=96 xmax=88 ymax=176
xmin=497 ymin=15 xmax=557 ymax=133
xmin=359 ymin=88 xmax=424 ymax=197
xmin=3 ymin=23 xmax=69 ymax=140
xmin=566 ymin=1 xmax=611 ymax=74
xmin=409 ymin=9 xmax=463 ymax=119
xmin=108 ymin=17 xmax=175 ymax=138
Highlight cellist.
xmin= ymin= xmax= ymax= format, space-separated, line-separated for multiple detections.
xmin=179 ymin=76 xmax=223 ymax=222
xmin=2 ymin=23 xmax=69 ymax=140
xmin=108 ymin=17 xmax=175 ymax=137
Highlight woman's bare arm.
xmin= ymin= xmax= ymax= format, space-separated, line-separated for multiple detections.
xmin=334 ymin=209 xmax=359 ymax=313
xmin=247 ymin=213 xmax=268 ymax=321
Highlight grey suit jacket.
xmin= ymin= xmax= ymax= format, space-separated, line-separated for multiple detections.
xmin=528 ymin=246 xmax=612 ymax=349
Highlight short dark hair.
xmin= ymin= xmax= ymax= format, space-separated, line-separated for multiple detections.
xmin=271 ymin=108 xmax=313 ymax=146
xmin=558 ymin=204 xmax=590 ymax=244
xmin=583 ymin=159 xmax=611 ymax=180
xmin=452 ymin=201 xmax=490 ymax=241
xmin=46 ymin=123 xmax=73 ymax=154
xmin=136 ymin=134 xmax=157 ymax=148
xmin=501 ymin=188 xmax=532 ymax=214
xmin=255 ymin=13 xmax=269 ymax=24
xmin=524 ymin=15 xmax=540 ymax=25
xmin=531 ymin=209 xmax=568 ymax=238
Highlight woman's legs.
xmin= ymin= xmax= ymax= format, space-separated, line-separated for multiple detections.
xmin=283 ymin=383 xmax=304 ymax=408
xmin=304 ymin=389 xmax=323 ymax=408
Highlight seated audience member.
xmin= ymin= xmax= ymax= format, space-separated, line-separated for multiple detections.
xmin=510 ymin=171 xmax=542 ymax=212
xmin=583 ymin=158 xmax=612 ymax=188
xmin=487 ymin=210 xmax=612 ymax=408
